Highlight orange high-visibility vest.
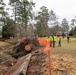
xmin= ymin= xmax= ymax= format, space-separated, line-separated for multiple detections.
xmin=58 ymin=37 xmax=61 ymax=41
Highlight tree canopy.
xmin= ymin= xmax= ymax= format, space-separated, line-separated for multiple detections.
xmin=35 ymin=6 xmax=49 ymax=37
xmin=0 ymin=0 xmax=76 ymax=38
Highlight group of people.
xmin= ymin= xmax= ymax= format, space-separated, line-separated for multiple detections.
xmin=48 ymin=34 xmax=70 ymax=47
xmin=48 ymin=35 xmax=62 ymax=47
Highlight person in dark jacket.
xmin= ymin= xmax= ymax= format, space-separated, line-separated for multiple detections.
xmin=67 ymin=34 xmax=70 ymax=43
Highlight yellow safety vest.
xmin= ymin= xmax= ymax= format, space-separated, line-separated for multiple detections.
xmin=50 ymin=36 xmax=53 ymax=41
xmin=53 ymin=36 xmax=56 ymax=41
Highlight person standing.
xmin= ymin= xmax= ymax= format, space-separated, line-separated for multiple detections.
xmin=67 ymin=34 xmax=70 ymax=43
xmin=53 ymin=35 xmax=56 ymax=47
xmin=58 ymin=35 xmax=62 ymax=47
xmin=50 ymin=35 xmax=53 ymax=47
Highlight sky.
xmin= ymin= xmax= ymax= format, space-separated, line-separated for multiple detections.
xmin=4 ymin=0 xmax=76 ymax=23
xmin=33 ymin=0 xmax=76 ymax=22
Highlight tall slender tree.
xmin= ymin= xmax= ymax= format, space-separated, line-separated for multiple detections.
xmin=0 ymin=0 xmax=7 ymax=24
xmin=9 ymin=0 xmax=35 ymax=38
xmin=35 ymin=6 xmax=49 ymax=37
xmin=9 ymin=0 xmax=20 ymax=37
xmin=49 ymin=10 xmax=58 ymax=26
xmin=70 ymin=18 xmax=76 ymax=29
xmin=61 ymin=18 xmax=69 ymax=32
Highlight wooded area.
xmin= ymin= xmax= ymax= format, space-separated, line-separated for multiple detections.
xmin=0 ymin=0 xmax=76 ymax=75
xmin=0 ymin=0 xmax=76 ymax=39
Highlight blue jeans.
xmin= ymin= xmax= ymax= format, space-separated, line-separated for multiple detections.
xmin=58 ymin=41 xmax=61 ymax=46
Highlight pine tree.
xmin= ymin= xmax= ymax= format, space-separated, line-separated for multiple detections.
xmin=9 ymin=0 xmax=35 ymax=38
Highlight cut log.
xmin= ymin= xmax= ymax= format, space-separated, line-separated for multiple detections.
xmin=24 ymin=45 xmax=31 ymax=51
xmin=6 ymin=53 xmax=32 ymax=75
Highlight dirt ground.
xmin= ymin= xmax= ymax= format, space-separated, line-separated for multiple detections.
xmin=52 ymin=54 xmax=76 ymax=75
xmin=0 ymin=40 xmax=76 ymax=75
xmin=0 ymin=41 xmax=49 ymax=75
xmin=26 ymin=48 xmax=49 ymax=75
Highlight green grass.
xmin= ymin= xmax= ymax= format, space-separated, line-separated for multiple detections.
xmin=41 ymin=37 xmax=76 ymax=56
xmin=51 ymin=37 xmax=76 ymax=57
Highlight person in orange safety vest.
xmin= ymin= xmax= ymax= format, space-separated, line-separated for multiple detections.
xmin=58 ymin=35 xmax=62 ymax=47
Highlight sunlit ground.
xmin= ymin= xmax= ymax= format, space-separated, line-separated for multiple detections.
xmin=51 ymin=37 xmax=76 ymax=56
xmin=0 ymin=41 xmax=10 ymax=47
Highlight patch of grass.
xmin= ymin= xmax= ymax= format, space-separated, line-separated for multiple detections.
xmin=51 ymin=37 xmax=76 ymax=57
xmin=41 ymin=37 xmax=76 ymax=56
